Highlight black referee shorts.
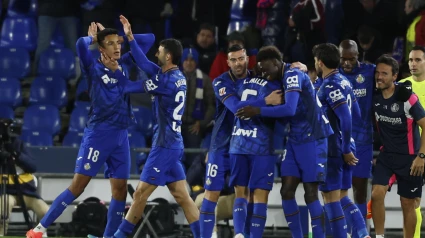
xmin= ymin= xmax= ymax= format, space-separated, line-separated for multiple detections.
xmin=372 ymin=152 xmax=423 ymax=199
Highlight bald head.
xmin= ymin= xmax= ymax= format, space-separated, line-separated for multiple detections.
xmin=339 ymin=40 xmax=359 ymax=74
xmin=339 ymin=40 xmax=359 ymax=53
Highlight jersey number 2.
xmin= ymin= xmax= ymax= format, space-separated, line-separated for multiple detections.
xmin=172 ymin=91 xmax=185 ymax=132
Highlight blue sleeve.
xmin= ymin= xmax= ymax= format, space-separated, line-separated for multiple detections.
xmin=128 ymin=39 xmax=160 ymax=77
xmin=13 ymin=139 xmax=36 ymax=173
xmin=260 ymin=91 xmax=299 ymax=117
xmin=113 ymin=70 xmax=145 ymax=94
xmin=334 ymin=103 xmax=352 ymax=154
xmin=408 ymin=94 xmax=425 ymax=121
xmin=133 ymin=34 xmax=155 ymax=54
xmin=223 ymin=96 xmax=267 ymax=114
xmin=76 ymin=36 xmax=94 ymax=70
xmin=282 ymin=69 xmax=303 ymax=93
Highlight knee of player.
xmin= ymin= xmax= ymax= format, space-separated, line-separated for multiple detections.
xmin=303 ymin=191 xmax=319 ymax=204
xmin=371 ymin=187 xmax=386 ymax=202
xmin=204 ymin=190 xmax=220 ymax=202
xmin=400 ymin=197 xmax=417 ymax=210
xmin=280 ymin=187 xmax=296 ymax=200
xmin=133 ymin=188 xmax=150 ymax=203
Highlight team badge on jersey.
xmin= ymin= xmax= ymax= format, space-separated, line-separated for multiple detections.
xmin=219 ymin=87 xmax=226 ymax=96
xmin=391 ymin=103 xmax=399 ymax=112
xmin=84 ymin=163 xmax=91 ymax=170
xmin=356 ymin=74 xmax=365 ymax=84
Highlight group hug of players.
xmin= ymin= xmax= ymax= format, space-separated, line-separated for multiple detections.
xmin=23 ymin=15 xmax=425 ymax=238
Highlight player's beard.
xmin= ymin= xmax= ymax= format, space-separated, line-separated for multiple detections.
xmin=157 ymin=56 xmax=165 ymax=66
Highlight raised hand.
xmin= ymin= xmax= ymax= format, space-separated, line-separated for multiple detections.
xmin=96 ymin=22 xmax=105 ymax=31
xmin=88 ymin=22 xmax=97 ymax=37
xmin=119 ymin=15 xmax=132 ymax=36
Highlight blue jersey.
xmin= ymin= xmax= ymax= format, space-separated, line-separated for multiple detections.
xmin=282 ymin=68 xmax=333 ymax=143
xmin=210 ymin=71 xmax=239 ymax=152
xmin=76 ymin=37 xmax=135 ymax=131
xmin=229 ymin=77 xmax=281 ymax=155
xmin=317 ymin=72 xmax=356 ymax=156
xmin=142 ymin=68 xmax=186 ymax=149
xmin=339 ymin=63 xmax=375 ymax=145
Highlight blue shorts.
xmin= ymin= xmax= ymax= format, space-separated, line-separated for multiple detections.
xmin=229 ymin=154 xmax=276 ymax=191
xmin=352 ymin=144 xmax=373 ymax=178
xmin=74 ymin=128 xmax=130 ymax=179
xmin=204 ymin=150 xmax=230 ymax=191
xmin=281 ymin=138 xmax=327 ymax=183
xmin=319 ymin=155 xmax=354 ymax=192
xmin=140 ymin=147 xmax=186 ymax=186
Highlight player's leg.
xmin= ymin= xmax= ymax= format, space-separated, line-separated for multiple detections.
xmin=200 ymin=152 xmax=229 ymax=238
xmin=370 ymin=153 xmax=393 ymax=237
xmin=299 ymin=139 xmax=328 ymax=238
xmin=340 ymin=165 xmax=369 ymax=238
xmin=229 ymin=154 xmax=250 ymax=237
xmin=280 ymin=143 xmax=303 ymax=238
xmin=103 ymin=130 xmax=131 ymax=237
xmin=245 ymin=193 xmax=254 ymax=237
xmin=414 ymin=197 xmax=422 ymax=238
xmin=352 ymin=144 xmax=373 ymax=224
xmin=114 ymin=147 xmax=184 ymax=238
xmin=29 ymin=129 xmax=116 ymax=238
xmin=166 ymin=150 xmax=200 ymax=237
xmin=319 ymin=155 xmax=347 ymax=237
xmin=395 ymin=154 xmax=423 ymax=238
xmin=248 ymin=154 xmax=275 ymax=238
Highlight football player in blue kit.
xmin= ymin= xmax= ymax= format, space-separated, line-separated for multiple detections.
xmin=27 ymin=19 xmax=156 ymax=238
xmin=229 ymin=70 xmax=282 ymax=238
xmin=109 ymin=16 xmax=201 ymax=238
xmin=338 ymin=40 xmax=375 ymax=230
xmin=313 ymin=43 xmax=370 ymax=238
xmin=200 ymin=44 xmax=283 ymax=238
xmin=236 ymin=45 xmax=333 ymax=238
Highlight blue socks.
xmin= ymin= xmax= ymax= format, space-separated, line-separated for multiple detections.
xmin=282 ymin=199 xmax=303 ymax=238
xmin=200 ymin=199 xmax=217 ymax=238
xmin=244 ymin=202 xmax=254 ymax=237
xmin=114 ymin=219 xmax=135 ymax=238
xmin=40 ymin=189 xmax=76 ymax=227
xmin=251 ymin=203 xmax=267 ymax=237
xmin=307 ymin=200 xmax=325 ymax=238
xmin=341 ymin=196 xmax=369 ymax=238
xmin=104 ymin=198 xmax=126 ymax=237
xmin=189 ymin=220 xmax=200 ymax=238
xmin=233 ymin=198 xmax=248 ymax=235
xmin=356 ymin=202 xmax=367 ymax=222
xmin=324 ymin=201 xmax=347 ymax=237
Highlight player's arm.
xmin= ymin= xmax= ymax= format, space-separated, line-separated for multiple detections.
xmin=351 ymin=96 xmax=361 ymax=122
xmin=120 ymin=33 xmax=156 ymax=66
xmin=75 ymin=22 xmax=99 ymax=70
xmin=213 ymin=78 xmax=269 ymax=114
xmin=259 ymin=91 xmax=299 ymax=117
xmin=120 ymin=15 xmax=160 ymax=77
xmin=407 ymin=94 xmax=425 ymax=176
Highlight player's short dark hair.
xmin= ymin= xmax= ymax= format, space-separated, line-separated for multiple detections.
xmin=412 ymin=45 xmax=425 ymax=58
xmin=227 ymin=44 xmax=245 ymax=54
xmin=97 ymin=28 xmax=119 ymax=47
xmin=199 ymin=23 xmax=216 ymax=35
xmin=312 ymin=43 xmax=340 ymax=69
xmin=256 ymin=46 xmax=282 ymax=62
xmin=375 ymin=54 xmax=399 ymax=75
xmin=160 ymin=38 xmax=183 ymax=65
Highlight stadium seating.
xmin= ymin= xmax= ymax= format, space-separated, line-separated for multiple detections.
xmin=0 ymin=105 xmax=15 ymax=119
xmin=7 ymin=0 xmax=37 ymax=17
xmin=38 ymin=47 xmax=76 ymax=79
xmin=21 ymin=130 xmax=53 ymax=146
xmin=62 ymin=131 xmax=84 ymax=147
xmin=22 ymin=105 xmax=61 ymax=135
xmin=0 ymin=77 xmax=21 ymax=107
xmin=50 ymin=27 xmax=65 ymax=48
xmin=0 ymin=17 xmax=37 ymax=51
xmin=0 ymin=47 xmax=31 ymax=79
xmin=226 ymin=20 xmax=252 ymax=35
xmin=131 ymin=106 xmax=153 ymax=136
xmin=29 ymin=76 xmax=68 ymax=109
xmin=76 ymin=77 xmax=88 ymax=96
xmin=68 ymin=102 xmax=90 ymax=132
xmin=128 ymin=130 xmax=147 ymax=148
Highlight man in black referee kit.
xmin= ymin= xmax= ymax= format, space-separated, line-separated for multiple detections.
xmin=371 ymin=54 xmax=425 ymax=238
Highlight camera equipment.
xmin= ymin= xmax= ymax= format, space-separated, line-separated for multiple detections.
xmin=0 ymin=118 xmax=32 ymax=235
